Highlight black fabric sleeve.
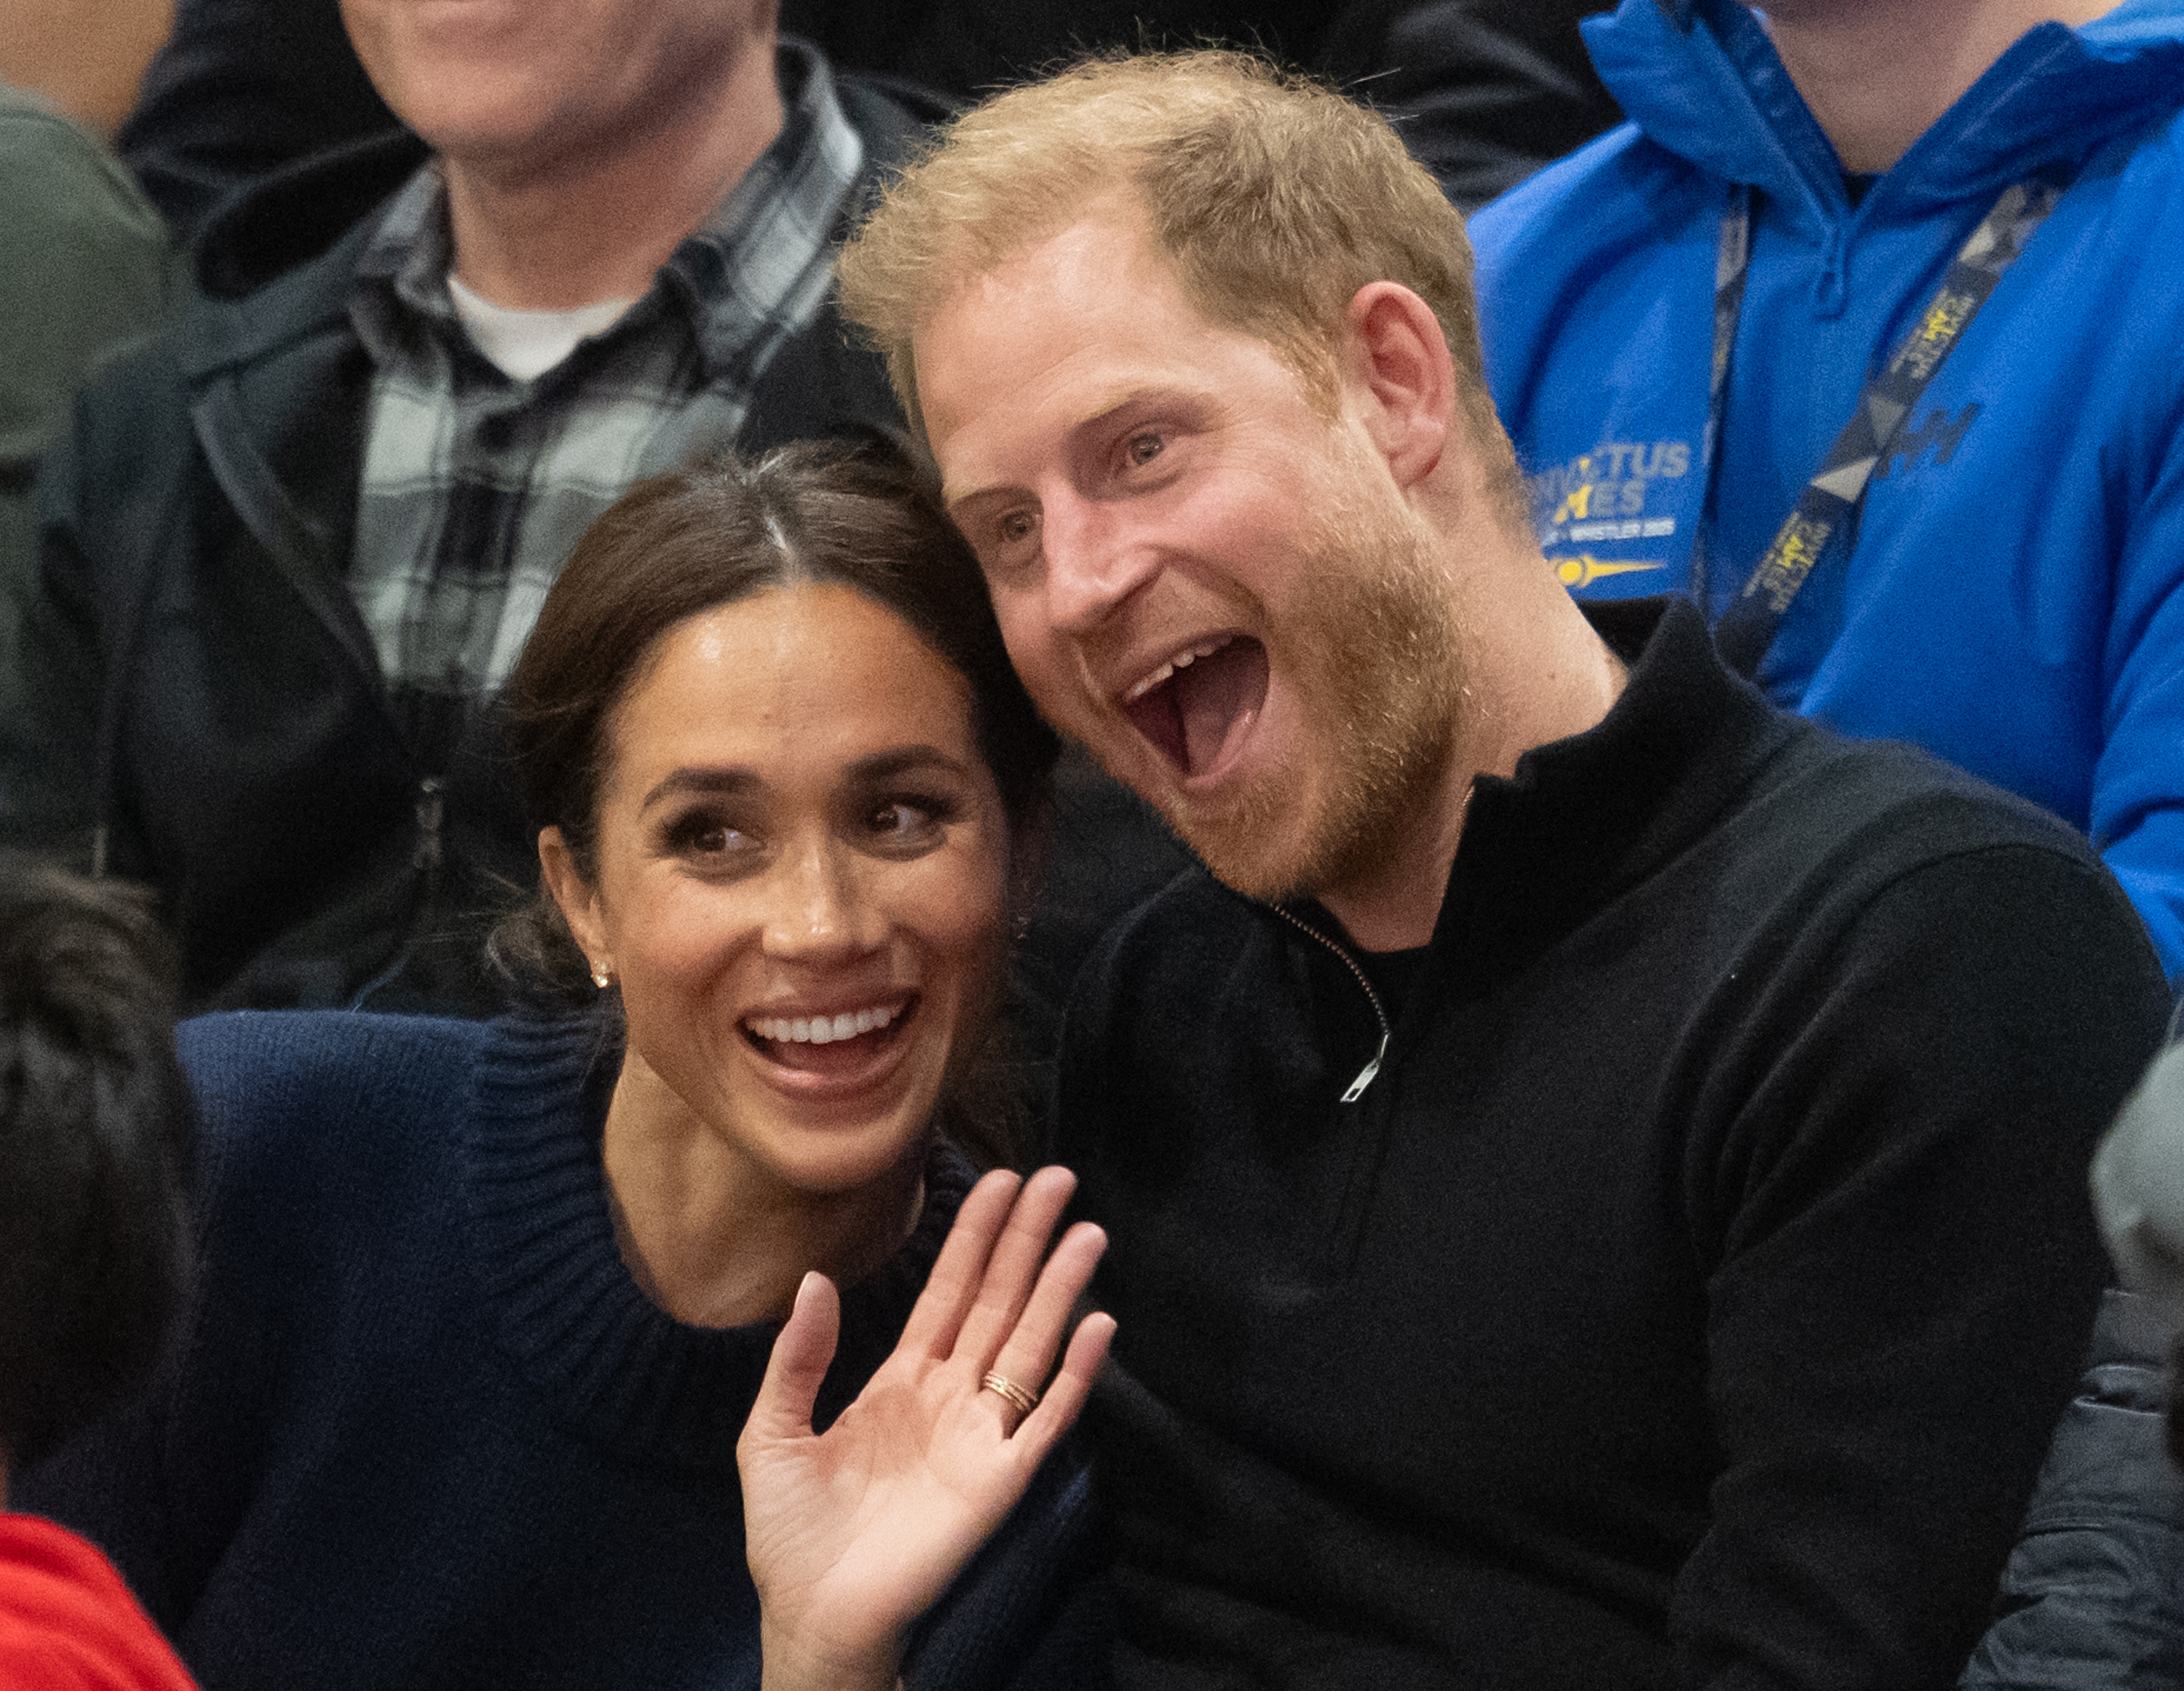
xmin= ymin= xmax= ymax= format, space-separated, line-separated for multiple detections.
xmin=1674 ymin=844 xmax=2172 ymax=1690
xmin=906 ymin=1442 xmax=1106 ymax=1691
xmin=0 ymin=396 xmax=112 ymax=858
xmin=1 ymin=335 xmax=203 ymax=880
xmin=117 ymin=0 xmax=399 ymax=243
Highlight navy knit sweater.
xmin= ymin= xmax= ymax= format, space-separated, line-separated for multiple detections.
xmin=20 ymin=1010 xmax=1093 ymax=1690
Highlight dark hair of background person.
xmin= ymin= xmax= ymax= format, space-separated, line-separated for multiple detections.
xmin=0 ymin=853 xmax=192 ymax=1472
xmin=492 ymin=440 xmax=1061 ymax=1161
xmin=119 ymin=0 xmax=1618 ymax=242
xmin=1318 ymin=0 xmax=1623 ymax=210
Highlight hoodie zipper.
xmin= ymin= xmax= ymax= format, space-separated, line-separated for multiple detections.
xmin=1265 ymin=903 xmax=1392 ymax=1104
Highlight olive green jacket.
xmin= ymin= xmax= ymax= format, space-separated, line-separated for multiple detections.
xmin=0 ymin=86 xmax=167 ymax=729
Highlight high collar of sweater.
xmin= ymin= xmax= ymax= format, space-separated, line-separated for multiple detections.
xmin=1425 ymin=597 xmax=1795 ymax=978
xmin=1586 ymin=0 xmax=2184 ymax=225
xmin=459 ymin=1012 xmax=973 ymax=1472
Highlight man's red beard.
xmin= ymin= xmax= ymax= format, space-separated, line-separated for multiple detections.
xmin=1165 ymin=451 xmax=1470 ymax=908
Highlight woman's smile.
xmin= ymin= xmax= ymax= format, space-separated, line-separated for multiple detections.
xmin=550 ymin=580 xmax=1015 ymax=1199
xmin=742 ymin=994 xmax=916 ymax=1088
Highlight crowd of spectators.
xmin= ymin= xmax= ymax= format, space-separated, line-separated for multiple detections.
xmin=1 ymin=0 xmax=2182 ymax=1686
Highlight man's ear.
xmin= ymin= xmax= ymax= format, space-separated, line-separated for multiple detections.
xmin=539 ymin=827 xmax=609 ymax=974
xmin=1338 ymin=282 xmax=1457 ymax=492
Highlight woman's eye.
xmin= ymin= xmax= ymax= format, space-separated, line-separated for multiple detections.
xmin=997 ymin=510 xmax=1036 ymax=547
xmin=865 ymin=798 xmax=948 ymax=854
xmin=665 ymin=813 xmax=754 ymax=861
xmin=1125 ymin=430 xmax=1164 ymax=467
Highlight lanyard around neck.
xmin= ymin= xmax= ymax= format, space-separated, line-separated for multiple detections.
xmin=1698 ymin=177 xmax=2069 ymax=678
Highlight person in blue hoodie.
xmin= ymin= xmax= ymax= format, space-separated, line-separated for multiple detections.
xmin=1468 ymin=0 xmax=2184 ymax=983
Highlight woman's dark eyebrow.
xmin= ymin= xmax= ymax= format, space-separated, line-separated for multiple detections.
xmin=639 ymin=749 xmax=968 ymax=812
xmin=639 ymin=767 xmax=759 ymax=812
xmin=848 ymin=746 xmax=973 ymax=783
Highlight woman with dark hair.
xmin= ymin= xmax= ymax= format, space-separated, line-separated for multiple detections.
xmin=20 ymin=442 xmax=1113 ymax=1691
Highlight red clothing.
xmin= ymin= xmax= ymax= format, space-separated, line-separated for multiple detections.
xmin=0 ymin=1513 xmax=197 ymax=1690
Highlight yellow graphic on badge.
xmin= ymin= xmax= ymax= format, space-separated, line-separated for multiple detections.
xmin=1554 ymin=555 xmax=1663 ymax=590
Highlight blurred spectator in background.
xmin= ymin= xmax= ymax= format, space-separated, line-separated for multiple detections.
xmin=0 ymin=853 xmax=197 ymax=1690
xmin=119 ymin=0 xmax=392 ymax=242
xmin=0 ymin=0 xmax=937 ymax=1015
xmin=118 ymin=0 xmax=1619 ymax=242
xmin=23 ymin=0 xmax=1623 ymax=1031
xmin=1469 ymin=0 xmax=2184 ymax=980
xmin=1320 ymin=0 xmax=1623 ymax=209
xmin=0 ymin=85 xmax=167 ymax=742
xmin=0 ymin=0 xmax=173 ymax=139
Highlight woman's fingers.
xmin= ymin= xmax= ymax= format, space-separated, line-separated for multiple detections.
xmin=976 ymin=1220 xmax=1108 ymax=1429
xmin=951 ymin=1166 xmax=1081 ymax=1365
xmin=1008 ymin=1308 xmax=1117 ymax=1457
xmin=871 ymin=1165 xmax=1112 ymax=1447
xmin=739 ymin=1271 xmax=842 ymax=1453
xmin=894 ymin=1168 xmax=1023 ymax=1358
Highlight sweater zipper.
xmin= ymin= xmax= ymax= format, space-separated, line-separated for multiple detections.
xmin=1265 ymin=903 xmax=1391 ymax=1103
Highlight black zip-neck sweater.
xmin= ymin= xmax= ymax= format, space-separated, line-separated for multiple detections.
xmin=23 ymin=1009 xmax=1091 ymax=1690
xmin=1057 ymin=597 xmax=2171 ymax=1691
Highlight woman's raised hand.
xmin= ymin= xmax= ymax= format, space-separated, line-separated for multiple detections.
xmin=738 ymin=1166 xmax=1115 ymax=1691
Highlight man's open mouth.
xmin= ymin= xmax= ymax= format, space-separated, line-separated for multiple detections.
xmin=1120 ymin=634 xmax=1269 ymax=780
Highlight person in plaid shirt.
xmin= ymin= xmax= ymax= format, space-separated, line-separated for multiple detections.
xmin=0 ymin=0 xmax=940 ymax=1013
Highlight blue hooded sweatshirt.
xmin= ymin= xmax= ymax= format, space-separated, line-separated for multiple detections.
xmin=1470 ymin=0 xmax=2184 ymax=981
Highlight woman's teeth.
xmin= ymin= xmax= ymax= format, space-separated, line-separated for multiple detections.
xmin=746 ymin=1004 xmax=901 ymax=1045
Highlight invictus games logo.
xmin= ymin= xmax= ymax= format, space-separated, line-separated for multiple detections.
xmin=1527 ymin=439 xmax=1693 ymax=550
xmin=1554 ymin=556 xmax=1662 ymax=589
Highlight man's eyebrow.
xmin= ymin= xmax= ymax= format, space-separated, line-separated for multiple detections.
xmin=639 ymin=767 xmax=759 ymax=811
xmin=943 ymin=385 xmax=1175 ymax=510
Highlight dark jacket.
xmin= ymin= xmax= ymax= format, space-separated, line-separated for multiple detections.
xmin=1 ymin=82 xmax=927 ymax=1014
xmin=1959 ymin=1291 xmax=2184 ymax=1690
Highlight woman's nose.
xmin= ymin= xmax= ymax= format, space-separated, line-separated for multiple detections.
xmin=761 ymin=838 xmax=882 ymax=961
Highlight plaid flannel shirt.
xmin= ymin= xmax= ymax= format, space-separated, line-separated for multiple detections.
xmin=346 ymin=42 xmax=863 ymax=740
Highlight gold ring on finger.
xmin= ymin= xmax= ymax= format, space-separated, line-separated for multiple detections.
xmin=981 ymin=1371 xmax=1040 ymax=1415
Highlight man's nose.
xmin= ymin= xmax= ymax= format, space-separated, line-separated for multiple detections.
xmin=1041 ymin=491 xmax=1158 ymax=636
xmin=761 ymin=838 xmax=882 ymax=962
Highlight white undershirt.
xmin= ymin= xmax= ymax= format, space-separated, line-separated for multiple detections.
xmin=446 ymin=273 xmax=636 ymax=381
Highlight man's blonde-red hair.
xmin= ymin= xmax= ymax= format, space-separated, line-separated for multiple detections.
xmin=836 ymin=49 xmax=1524 ymax=527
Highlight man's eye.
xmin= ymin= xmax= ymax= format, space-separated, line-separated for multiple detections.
xmin=997 ymin=510 xmax=1037 ymax=547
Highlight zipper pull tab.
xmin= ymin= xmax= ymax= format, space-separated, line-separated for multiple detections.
xmin=1340 ymin=1029 xmax=1390 ymax=1104
xmin=414 ymin=775 xmax=445 ymax=874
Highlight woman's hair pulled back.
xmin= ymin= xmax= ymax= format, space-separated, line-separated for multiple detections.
xmin=494 ymin=439 xmax=1059 ymax=995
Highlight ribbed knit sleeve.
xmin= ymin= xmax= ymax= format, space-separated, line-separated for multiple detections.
xmin=21 ymin=1009 xmax=1087 ymax=1691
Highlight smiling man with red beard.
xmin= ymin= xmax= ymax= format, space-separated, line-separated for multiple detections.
xmin=837 ymin=50 xmax=2177 ymax=1691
